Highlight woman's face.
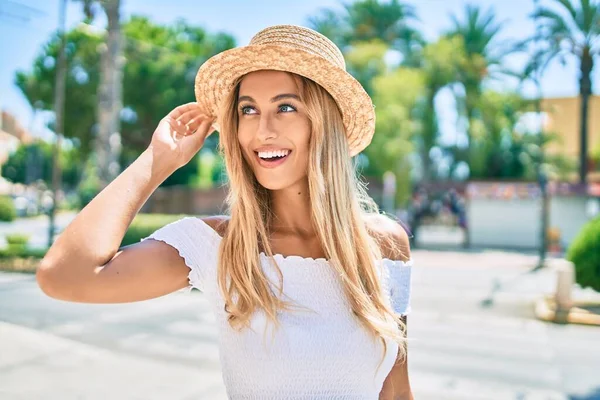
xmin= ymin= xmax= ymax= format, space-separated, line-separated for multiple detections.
xmin=237 ymin=70 xmax=312 ymax=191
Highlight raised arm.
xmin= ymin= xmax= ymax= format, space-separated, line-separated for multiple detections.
xmin=36 ymin=103 xmax=215 ymax=304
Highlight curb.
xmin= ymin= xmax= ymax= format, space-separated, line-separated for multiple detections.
xmin=534 ymin=295 xmax=600 ymax=326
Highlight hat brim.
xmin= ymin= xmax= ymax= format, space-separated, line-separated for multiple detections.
xmin=194 ymin=44 xmax=375 ymax=157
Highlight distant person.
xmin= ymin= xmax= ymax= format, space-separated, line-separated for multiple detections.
xmin=37 ymin=25 xmax=414 ymax=399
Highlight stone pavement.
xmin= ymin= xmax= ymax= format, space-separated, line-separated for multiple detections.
xmin=0 ymin=212 xmax=76 ymax=249
xmin=1 ymin=250 xmax=599 ymax=399
xmin=0 ymin=321 xmax=227 ymax=400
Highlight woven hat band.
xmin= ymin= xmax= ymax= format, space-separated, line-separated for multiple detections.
xmin=249 ymin=25 xmax=346 ymax=70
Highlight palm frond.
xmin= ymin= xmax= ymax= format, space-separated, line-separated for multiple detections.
xmin=447 ymin=3 xmax=505 ymax=57
xmin=595 ymin=2 xmax=600 ymax=34
xmin=580 ymin=0 xmax=594 ymax=32
xmin=555 ymin=0 xmax=578 ymax=21
xmin=535 ymin=7 xmax=574 ymax=37
xmin=522 ymin=47 xmax=563 ymax=81
xmin=306 ymin=8 xmax=348 ymax=49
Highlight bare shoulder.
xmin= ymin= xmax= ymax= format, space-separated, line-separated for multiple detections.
xmin=199 ymin=215 xmax=230 ymax=237
xmin=364 ymin=213 xmax=411 ymax=262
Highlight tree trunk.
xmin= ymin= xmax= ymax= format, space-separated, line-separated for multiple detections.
xmin=465 ymin=88 xmax=479 ymax=178
xmin=48 ymin=0 xmax=68 ymax=247
xmin=421 ymin=87 xmax=438 ymax=182
xmin=95 ymin=0 xmax=123 ymax=188
xmin=578 ymin=48 xmax=593 ymax=184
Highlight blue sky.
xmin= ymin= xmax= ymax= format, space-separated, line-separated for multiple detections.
xmin=1 ymin=0 xmax=598 ymax=143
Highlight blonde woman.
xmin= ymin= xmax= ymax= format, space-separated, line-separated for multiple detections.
xmin=37 ymin=25 xmax=414 ymax=400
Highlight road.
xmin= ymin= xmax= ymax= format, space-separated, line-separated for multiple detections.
xmin=0 ymin=212 xmax=76 ymax=249
xmin=0 ymin=250 xmax=599 ymax=399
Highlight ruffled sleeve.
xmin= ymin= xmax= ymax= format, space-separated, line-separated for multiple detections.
xmin=382 ymin=258 xmax=413 ymax=316
xmin=140 ymin=217 xmax=222 ymax=292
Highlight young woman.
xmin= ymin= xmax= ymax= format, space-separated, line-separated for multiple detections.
xmin=37 ymin=25 xmax=414 ymax=399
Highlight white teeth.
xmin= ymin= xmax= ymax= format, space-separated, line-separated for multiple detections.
xmin=258 ymin=150 xmax=290 ymax=159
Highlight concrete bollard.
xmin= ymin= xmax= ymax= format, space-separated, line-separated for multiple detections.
xmin=550 ymin=259 xmax=575 ymax=323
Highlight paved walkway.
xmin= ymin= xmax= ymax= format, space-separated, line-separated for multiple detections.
xmin=0 ymin=321 xmax=227 ymax=400
xmin=1 ymin=250 xmax=599 ymax=399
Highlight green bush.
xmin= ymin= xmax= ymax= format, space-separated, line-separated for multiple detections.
xmin=0 ymin=196 xmax=16 ymax=222
xmin=0 ymin=246 xmax=46 ymax=259
xmin=6 ymin=234 xmax=30 ymax=246
xmin=121 ymin=213 xmax=189 ymax=247
xmin=567 ymin=216 xmax=600 ymax=292
xmin=77 ymin=176 xmax=102 ymax=209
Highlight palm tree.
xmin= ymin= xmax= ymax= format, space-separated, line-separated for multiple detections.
xmin=308 ymin=0 xmax=423 ymax=65
xmin=344 ymin=0 xmax=423 ymax=64
xmin=446 ymin=4 xmax=510 ymax=175
xmin=528 ymin=0 xmax=599 ymax=184
xmin=419 ymin=37 xmax=467 ymax=181
xmin=76 ymin=0 xmax=123 ymax=188
xmin=307 ymin=9 xmax=346 ymax=49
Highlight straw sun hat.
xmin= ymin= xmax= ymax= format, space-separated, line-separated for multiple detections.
xmin=194 ymin=24 xmax=376 ymax=157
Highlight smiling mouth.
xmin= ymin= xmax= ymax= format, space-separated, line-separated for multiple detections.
xmin=254 ymin=150 xmax=292 ymax=168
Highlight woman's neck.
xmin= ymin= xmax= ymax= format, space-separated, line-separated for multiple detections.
xmin=269 ymin=181 xmax=315 ymax=236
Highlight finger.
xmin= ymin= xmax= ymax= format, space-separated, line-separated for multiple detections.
xmin=168 ymin=102 xmax=200 ymax=120
xmin=176 ymin=109 xmax=206 ymax=129
xmin=169 ymin=115 xmax=202 ymax=138
xmin=183 ymin=117 xmax=215 ymax=147
xmin=167 ymin=117 xmax=193 ymax=141
xmin=169 ymin=118 xmax=189 ymax=137
xmin=182 ymin=114 xmax=207 ymax=135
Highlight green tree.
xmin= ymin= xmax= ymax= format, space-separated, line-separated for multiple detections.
xmin=469 ymin=90 xmax=533 ymax=179
xmin=15 ymin=17 xmax=235 ymax=186
xmin=445 ymin=90 xmax=575 ymax=180
xmin=446 ymin=4 xmax=512 ymax=175
xmin=344 ymin=0 xmax=422 ymax=64
xmin=344 ymin=39 xmax=389 ymax=94
xmin=15 ymin=28 xmax=102 ymax=158
xmin=418 ymin=36 xmax=468 ymax=181
xmin=308 ymin=0 xmax=425 ymax=193
xmin=1 ymin=141 xmax=81 ymax=189
xmin=367 ymin=67 xmax=425 ymax=205
xmin=74 ymin=0 xmax=124 ymax=187
xmin=567 ymin=216 xmax=600 ymax=292
xmin=308 ymin=0 xmax=423 ymax=64
xmin=120 ymin=16 xmax=234 ymax=161
xmin=527 ymin=0 xmax=600 ymax=183
xmin=307 ymin=9 xmax=346 ymax=49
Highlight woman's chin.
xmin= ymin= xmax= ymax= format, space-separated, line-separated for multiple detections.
xmin=255 ymin=175 xmax=302 ymax=192
xmin=256 ymin=179 xmax=288 ymax=191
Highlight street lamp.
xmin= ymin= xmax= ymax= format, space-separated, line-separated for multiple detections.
xmin=532 ymin=0 xmax=549 ymax=272
xmin=48 ymin=0 xmax=67 ymax=247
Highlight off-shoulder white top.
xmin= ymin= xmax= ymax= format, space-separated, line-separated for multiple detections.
xmin=142 ymin=217 xmax=413 ymax=400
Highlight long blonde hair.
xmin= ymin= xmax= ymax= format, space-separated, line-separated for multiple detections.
xmin=216 ymin=71 xmax=408 ymax=368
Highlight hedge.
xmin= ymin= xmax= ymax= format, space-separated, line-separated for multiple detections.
xmin=0 ymin=196 xmax=16 ymax=222
xmin=120 ymin=213 xmax=190 ymax=247
xmin=567 ymin=216 xmax=600 ymax=292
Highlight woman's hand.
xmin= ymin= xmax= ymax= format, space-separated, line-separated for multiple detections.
xmin=148 ymin=102 xmax=216 ymax=170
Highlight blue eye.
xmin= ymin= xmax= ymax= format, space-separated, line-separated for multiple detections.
xmin=239 ymin=104 xmax=296 ymax=115
xmin=279 ymin=104 xmax=296 ymax=113
xmin=240 ymin=106 xmax=256 ymax=115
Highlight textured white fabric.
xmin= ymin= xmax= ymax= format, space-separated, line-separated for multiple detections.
xmin=141 ymin=217 xmax=413 ymax=399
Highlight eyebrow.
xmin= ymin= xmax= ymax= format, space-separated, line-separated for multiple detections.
xmin=237 ymin=93 xmax=301 ymax=103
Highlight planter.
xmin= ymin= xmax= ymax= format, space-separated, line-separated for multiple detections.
xmin=0 ymin=257 xmax=40 ymax=274
xmin=535 ymin=295 xmax=600 ymax=326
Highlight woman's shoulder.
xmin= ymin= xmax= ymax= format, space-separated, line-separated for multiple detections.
xmin=363 ymin=213 xmax=411 ymax=262
xmin=194 ymin=214 xmax=410 ymax=260
xmin=152 ymin=215 xmax=228 ymax=243
xmin=198 ymin=215 xmax=230 ymax=238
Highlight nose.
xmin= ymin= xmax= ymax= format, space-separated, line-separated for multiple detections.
xmin=255 ymin=113 xmax=278 ymax=141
